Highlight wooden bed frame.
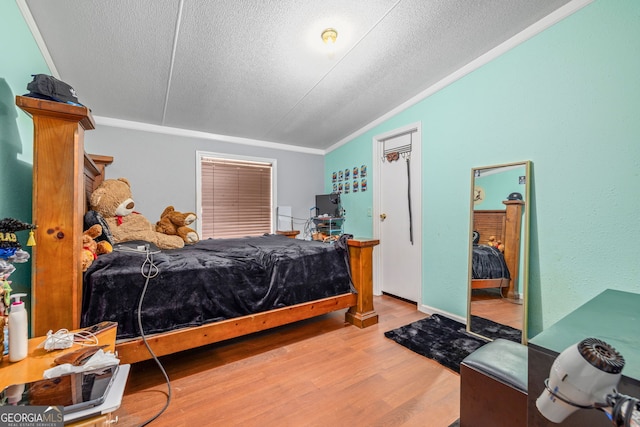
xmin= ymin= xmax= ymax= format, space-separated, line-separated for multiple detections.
xmin=472 ymin=200 xmax=524 ymax=298
xmin=18 ymin=95 xmax=379 ymax=364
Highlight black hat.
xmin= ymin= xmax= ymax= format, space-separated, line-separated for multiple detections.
xmin=507 ymin=192 xmax=523 ymax=201
xmin=24 ymin=74 xmax=82 ymax=106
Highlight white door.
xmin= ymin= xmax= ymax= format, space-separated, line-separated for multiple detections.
xmin=374 ymin=124 xmax=422 ymax=303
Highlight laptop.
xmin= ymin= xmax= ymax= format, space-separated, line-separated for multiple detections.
xmin=0 ymin=365 xmax=119 ymax=414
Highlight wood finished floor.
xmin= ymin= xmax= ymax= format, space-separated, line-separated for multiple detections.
xmin=113 ymin=295 xmax=461 ymax=427
xmin=470 ymin=289 xmax=523 ymax=330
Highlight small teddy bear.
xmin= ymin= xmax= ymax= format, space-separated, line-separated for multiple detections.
xmin=156 ymin=206 xmax=199 ymax=244
xmin=82 ymin=224 xmax=113 ymax=272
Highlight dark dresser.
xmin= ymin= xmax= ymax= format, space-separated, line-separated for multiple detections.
xmin=528 ymin=289 xmax=640 ymax=426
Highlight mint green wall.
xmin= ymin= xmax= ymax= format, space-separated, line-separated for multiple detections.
xmin=325 ymin=0 xmax=640 ymax=337
xmin=474 ymin=166 xmax=526 ymax=211
xmin=324 ymin=140 xmax=374 ymax=238
xmin=0 ymin=1 xmax=50 ymax=324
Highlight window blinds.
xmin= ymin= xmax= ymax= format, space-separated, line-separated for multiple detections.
xmin=201 ymin=158 xmax=272 ymax=239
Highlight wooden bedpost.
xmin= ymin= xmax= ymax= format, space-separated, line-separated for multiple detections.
xmin=345 ymin=238 xmax=379 ymax=328
xmin=16 ymin=96 xmax=95 ymax=336
xmin=502 ymin=200 xmax=524 ymax=299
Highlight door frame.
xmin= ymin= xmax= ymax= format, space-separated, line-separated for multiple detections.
xmin=372 ymin=122 xmax=422 ymax=300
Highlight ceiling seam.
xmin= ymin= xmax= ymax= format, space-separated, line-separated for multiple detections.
xmin=261 ymin=0 xmax=404 ymax=140
xmin=161 ymin=0 xmax=185 ymax=125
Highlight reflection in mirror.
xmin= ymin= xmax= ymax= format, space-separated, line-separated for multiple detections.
xmin=467 ymin=161 xmax=530 ymax=344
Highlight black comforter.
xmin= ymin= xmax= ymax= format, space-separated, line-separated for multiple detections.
xmin=81 ymin=234 xmax=354 ymax=339
xmin=471 ymin=244 xmax=511 ymax=280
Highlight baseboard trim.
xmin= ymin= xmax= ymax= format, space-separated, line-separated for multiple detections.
xmin=418 ymin=304 xmax=467 ymax=325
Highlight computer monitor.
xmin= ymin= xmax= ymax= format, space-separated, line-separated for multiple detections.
xmin=315 ymin=193 xmax=341 ymax=218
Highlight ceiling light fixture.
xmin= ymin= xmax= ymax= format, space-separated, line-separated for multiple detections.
xmin=321 ymin=28 xmax=338 ymax=47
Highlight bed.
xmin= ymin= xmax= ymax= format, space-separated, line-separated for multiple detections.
xmin=471 ymin=242 xmax=510 ymax=293
xmin=81 ymin=234 xmax=355 ymax=340
xmin=471 ymin=201 xmax=524 ymax=297
xmin=18 ymin=95 xmax=379 ymax=364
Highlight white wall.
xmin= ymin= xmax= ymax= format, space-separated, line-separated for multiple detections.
xmin=84 ymin=125 xmax=324 ymax=237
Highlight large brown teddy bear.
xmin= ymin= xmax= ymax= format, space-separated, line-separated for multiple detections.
xmin=89 ymin=178 xmax=185 ymax=250
xmin=156 ymin=206 xmax=199 ymax=244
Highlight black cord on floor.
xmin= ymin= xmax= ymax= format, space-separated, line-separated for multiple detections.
xmin=135 ymin=248 xmax=172 ymax=426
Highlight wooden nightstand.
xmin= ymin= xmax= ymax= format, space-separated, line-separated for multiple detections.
xmin=0 ymin=327 xmax=123 ymax=426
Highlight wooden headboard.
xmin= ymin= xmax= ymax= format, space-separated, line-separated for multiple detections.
xmin=473 ymin=210 xmax=506 ymax=247
xmin=84 ymin=154 xmax=113 ymax=211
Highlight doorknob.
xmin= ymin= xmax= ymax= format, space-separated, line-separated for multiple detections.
xmin=380 ymin=213 xmax=387 ymax=221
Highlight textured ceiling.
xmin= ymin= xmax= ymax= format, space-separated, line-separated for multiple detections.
xmin=22 ymin=0 xmax=574 ymax=151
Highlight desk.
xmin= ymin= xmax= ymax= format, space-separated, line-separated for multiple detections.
xmin=528 ymin=289 xmax=640 ymax=426
xmin=0 ymin=327 xmax=120 ymax=426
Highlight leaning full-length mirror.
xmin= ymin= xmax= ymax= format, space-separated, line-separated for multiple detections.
xmin=466 ymin=161 xmax=530 ymax=344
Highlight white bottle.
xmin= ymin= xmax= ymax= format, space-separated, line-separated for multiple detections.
xmin=8 ymin=293 xmax=28 ymax=362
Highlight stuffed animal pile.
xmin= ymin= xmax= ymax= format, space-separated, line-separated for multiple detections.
xmin=89 ymin=178 xmax=186 ymax=250
xmin=487 ymin=235 xmax=505 ymax=252
xmin=82 ymin=224 xmax=112 ymax=272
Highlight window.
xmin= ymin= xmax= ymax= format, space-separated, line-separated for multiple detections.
xmin=198 ymin=153 xmax=275 ymax=239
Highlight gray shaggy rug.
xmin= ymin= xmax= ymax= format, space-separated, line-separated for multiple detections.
xmin=384 ymin=314 xmax=520 ymax=373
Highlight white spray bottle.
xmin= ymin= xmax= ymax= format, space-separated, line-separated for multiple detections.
xmin=8 ymin=293 xmax=28 ymax=362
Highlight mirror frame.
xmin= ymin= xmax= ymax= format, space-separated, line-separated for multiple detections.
xmin=466 ymin=160 xmax=531 ymax=344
